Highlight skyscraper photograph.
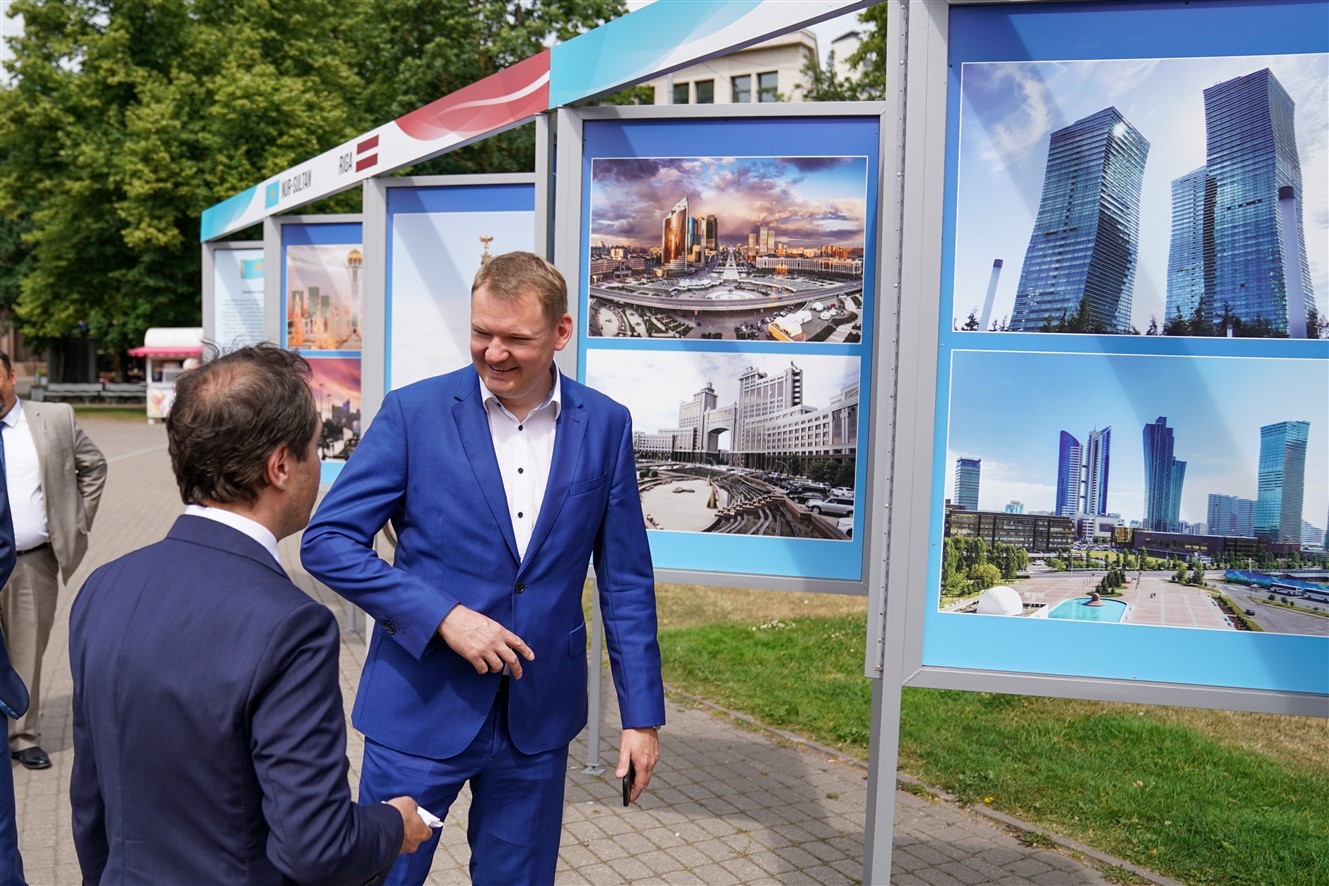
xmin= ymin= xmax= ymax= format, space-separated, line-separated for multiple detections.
xmin=944 ymin=350 xmax=1326 ymax=537
xmin=951 ymin=53 xmax=1326 ymax=335
xmin=1142 ymin=416 xmax=1186 ymax=532
xmin=1165 ymin=69 xmax=1318 ymax=336
xmin=954 ymin=457 xmax=981 ymax=510
xmin=1010 ymin=108 xmax=1148 ymax=333
xmin=1255 ymin=420 xmax=1310 ymax=543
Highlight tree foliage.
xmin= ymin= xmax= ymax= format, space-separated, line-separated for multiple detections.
xmin=797 ymin=2 xmax=886 ymax=102
xmin=0 ymin=0 xmax=628 ymax=352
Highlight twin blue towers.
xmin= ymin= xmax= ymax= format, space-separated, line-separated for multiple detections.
xmin=1009 ymin=68 xmax=1316 ymax=335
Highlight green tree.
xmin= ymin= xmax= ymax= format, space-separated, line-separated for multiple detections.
xmin=797 ymin=3 xmax=885 ymax=102
xmin=967 ymin=563 xmax=1001 ymax=592
xmin=351 ymin=0 xmax=631 ymax=178
xmin=0 ymin=0 xmax=628 ymax=354
xmin=0 ymin=0 xmax=369 ymax=351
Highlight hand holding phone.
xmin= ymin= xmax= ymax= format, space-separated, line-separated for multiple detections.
xmin=621 ymin=761 xmax=635 ymax=807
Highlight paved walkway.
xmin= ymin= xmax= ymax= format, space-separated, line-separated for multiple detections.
xmin=14 ymin=416 xmax=1177 ymax=885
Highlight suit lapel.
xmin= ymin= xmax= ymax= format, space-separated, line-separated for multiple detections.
xmin=522 ymin=380 xmax=587 ymax=567
xmin=25 ymin=404 xmax=49 ymax=487
xmin=451 ymin=370 xmax=520 ymax=564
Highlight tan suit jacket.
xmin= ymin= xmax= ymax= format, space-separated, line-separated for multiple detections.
xmin=21 ymin=401 xmax=107 ymax=582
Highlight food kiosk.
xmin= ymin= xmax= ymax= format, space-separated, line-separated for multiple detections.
xmin=128 ymin=327 xmax=203 ymax=423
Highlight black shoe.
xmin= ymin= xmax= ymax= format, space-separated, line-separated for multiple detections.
xmin=12 ymin=747 xmax=51 ymax=770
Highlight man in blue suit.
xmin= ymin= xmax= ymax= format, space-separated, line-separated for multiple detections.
xmin=69 ymin=345 xmax=431 ymax=884
xmin=0 ymin=440 xmax=30 ymax=885
xmin=302 ymin=251 xmax=665 ymax=885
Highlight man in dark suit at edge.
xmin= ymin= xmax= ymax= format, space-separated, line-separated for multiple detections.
xmin=68 ymin=344 xmax=431 ymax=884
xmin=0 ymin=429 xmax=31 ymax=885
xmin=302 ymin=251 xmax=665 ymax=885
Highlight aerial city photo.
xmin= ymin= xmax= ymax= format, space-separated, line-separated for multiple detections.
xmin=939 ymin=349 xmax=1329 ymax=637
xmin=584 ymin=350 xmax=859 ymax=541
xmin=587 ymin=155 xmax=868 ymax=343
xmin=950 ymin=53 xmax=1327 ymax=337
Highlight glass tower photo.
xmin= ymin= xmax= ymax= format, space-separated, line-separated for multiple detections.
xmin=1055 ymin=431 xmax=1082 ymax=517
xmin=1142 ymin=416 xmax=1185 ymax=532
xmin=1205 ymin=69 xmax=1315 ymax=335
xmin=954 ymin=457 xmax=981 ymax=511
xmin=1011 ymin=107 xmax=1150 ymax=333
xmin=1167 ymin=69 xmax=1317 ymax=336
xmin=1255 ymin=420 xmax=1310 ymax=543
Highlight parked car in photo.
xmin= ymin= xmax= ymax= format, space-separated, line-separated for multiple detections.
xmin=786 ymin=482 xmax=829 ymax=503
xmin=830 ymin=486 xmax=854 ymax=499
xmin=836 ymin=516 xmax=854 ymax=538
xmin=806 ymin=496 xmax=854 ymax=517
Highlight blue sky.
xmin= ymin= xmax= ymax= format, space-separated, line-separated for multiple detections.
xmin=951 ymin=53 xmax=1329 ymax=331
xmin=945 ymin=350 xmax=1329 ymax=530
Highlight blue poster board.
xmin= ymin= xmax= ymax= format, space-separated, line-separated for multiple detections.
xmin=384 ymin=183 xmax=536 ymax=392
xmin=575 ymin=113 xmax=882 ymax=582
xmin=280 ymin=221 xmax=364 ymax=484
xmin=923 ymin=0 xmax=1329 ymax=695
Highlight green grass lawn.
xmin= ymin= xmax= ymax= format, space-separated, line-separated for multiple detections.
xmin=652 ymin=585 xmax=1329 ymax=886
xmin=72 ymin=404 xmax=150 ymax=421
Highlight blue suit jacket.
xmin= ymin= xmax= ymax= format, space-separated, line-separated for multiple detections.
xmin=70 ymin=516 xmax=401 ymax=885
xmin=302 ymin=367 xmax=665 ymax=760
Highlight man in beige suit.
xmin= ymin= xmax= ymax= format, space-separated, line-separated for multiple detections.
xmin=0 ymin=352 xmax=107 ymax=770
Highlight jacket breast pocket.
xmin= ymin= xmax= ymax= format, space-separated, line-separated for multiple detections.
xmin=568 ymin=622 xmax=587 ymax=656
xmin=567 ymin=474 xmax=606 ymax=499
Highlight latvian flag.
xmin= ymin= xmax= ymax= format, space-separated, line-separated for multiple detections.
xmin=356 ymin=135 xmax=380 ymax=172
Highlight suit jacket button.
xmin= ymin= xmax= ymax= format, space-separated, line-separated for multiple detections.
xmin=515 ymin=582 xmax=526 ymax=594
xmin=383 ymin=620 xmax=398 ymax=634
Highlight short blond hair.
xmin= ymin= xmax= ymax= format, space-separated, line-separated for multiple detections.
xmin=472 ymin=251 xmax=568 ymax=328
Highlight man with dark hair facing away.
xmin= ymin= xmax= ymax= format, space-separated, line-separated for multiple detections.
xmin=69 ymin=344 xmax=431 ymax=885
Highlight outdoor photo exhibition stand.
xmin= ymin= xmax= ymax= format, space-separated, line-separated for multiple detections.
xmin=554 ymin=103 xmax=889 ymax=593
xmin=199 ymin=2 xmax=1328 ymax=882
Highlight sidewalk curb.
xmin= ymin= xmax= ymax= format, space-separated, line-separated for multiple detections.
xmin=664 ymin=685 xmax=1182 ymax=886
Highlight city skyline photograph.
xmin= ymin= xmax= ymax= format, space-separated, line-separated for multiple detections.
xmin=305 ymin=355 xmax=361 ymax=463
xmin=590 ymin=155 xmax=869 ymax=255
xmin=285 ymin=243 xmax=364 ymax=351
xmin=944 ymin=349 xmax=1329 ymax=531
xmin=585 ymin=349 xmax=859 ymax=456
xmin=950 ymin=51 xmax=1328 ymax=336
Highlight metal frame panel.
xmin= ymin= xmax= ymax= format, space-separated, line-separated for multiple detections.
xmin=554 ymin=101 xmax=890 ymax=596
xmin=888 ymin=0 xmax=1329 ymax=717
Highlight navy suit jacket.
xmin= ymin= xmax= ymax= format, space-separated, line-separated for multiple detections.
xmin=0 ymin=455 xmax=27 ymax=720
xmin=69 ymin=516 xmax=401 ymax=885
xmin=302 ymin=367 xmax=665 ymax=760
xmin=0 ymin=426 xmax=27 ymax=886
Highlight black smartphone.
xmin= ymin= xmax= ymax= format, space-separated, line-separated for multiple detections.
xmin=621 ymin=761 xmax=635 ymax=807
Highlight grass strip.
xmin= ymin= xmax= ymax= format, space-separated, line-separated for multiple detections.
xmin=659 ymin=613 xmax=1329 ymax=886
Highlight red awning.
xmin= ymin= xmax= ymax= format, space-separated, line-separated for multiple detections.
xmin=127 ymin=346 xmax=202 ymax=358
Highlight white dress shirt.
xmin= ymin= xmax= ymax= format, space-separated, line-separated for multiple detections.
xmin=1 ymin=400 xmax=51 ymax=551
xmin=479 ymin=369 xmax=561 ymax=561
xmin=184 ymin=504 xmax=281 ymax=565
